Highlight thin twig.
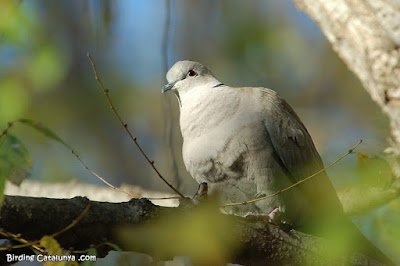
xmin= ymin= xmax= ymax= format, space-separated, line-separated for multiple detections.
xmin=222 ymin=139 xmax=363 ymax=208
xmin=1 ymin=120 xmax=143 ymax=199
xmin=49 ymin=202 xmax=91 ymax=238
xmin=73 ymin=149 xmax=179 ymax=200
xmin=72 ymin=150 xmax=142 ymax=198
xmin=0 ymin=231 xmax=44 ymax=253
xmin=72 ymin=241 xmax=122 ymax=254
xmin=87 ymin=53 xmax=185 ymax=198
xmin=0 ymin=203 xmax=91 ymax=251
xmin=0 ymin=121 xmax=14 ymax=140
xmin=1 ymin=120 xmax=179 ymax=201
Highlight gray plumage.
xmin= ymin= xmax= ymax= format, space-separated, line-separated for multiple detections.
xmin=163 ymin=60 xmax=342 ymax=227
xmin=162 ymin=60 xmax=392 ymax=263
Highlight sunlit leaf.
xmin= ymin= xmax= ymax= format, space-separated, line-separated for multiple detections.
xmin=0 ymin=134 xmax=32 ymax=185
xmin=40 ymin=236 xmax=64 ymax=266
xmin=338 ymin=185 xmax=399 ymax=215
xmin=40 ymin=236 xmax=63 ymax=255
xmin=356 ymin=152 xmax=392 ymax=187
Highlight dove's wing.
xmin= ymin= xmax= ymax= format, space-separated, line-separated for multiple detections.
xmin=259 ymin=88 xmax=344 ymax=217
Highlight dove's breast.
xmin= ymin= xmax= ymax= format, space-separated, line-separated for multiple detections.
xmin=179 ymin=86 xmax=310 ymax=219
xmin=180 ymin=87 xmax=270 ymax=182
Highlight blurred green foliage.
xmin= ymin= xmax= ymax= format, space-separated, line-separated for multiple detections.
xmin=0 ymin=1 xmax=69 ymax=123
xmin=0 ymin=134 xmax=32 ymax=186
xmin=39 ymin=235 xmax=80 ymax=266
xmin=375 ymin=200 xmax=400 ymax=263
xmin=118 ymin=200 xmax=240 ymax=265
xmin=356 ymin=151 xmax=393 ymax=187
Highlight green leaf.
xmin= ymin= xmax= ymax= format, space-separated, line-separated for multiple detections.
xmin=0 ymin=134 xmax=32 ymax=185
xmin=40 ymin=236 xmax=66 ymax=266
xmin=104 ymin=242 xmax=123 ymax=252
xmin=356 ymin=151 xmax=393 ymax=187
xmin=80 ymin=248 xmax=97 ymax=266
xmin=40 ymin=236 xmax=63 ymax=256
xmin=17 ymin=119 xmax=73 ymax=150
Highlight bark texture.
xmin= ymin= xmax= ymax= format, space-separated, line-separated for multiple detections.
xmin=292 ymin=0 xmax=400 ymax=176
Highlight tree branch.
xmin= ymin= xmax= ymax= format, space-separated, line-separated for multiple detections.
xmin=0 ymin=195 xmax=383 ymax=265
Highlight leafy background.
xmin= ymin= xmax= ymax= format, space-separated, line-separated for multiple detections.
xmin=0 ymin=0 xmax=398 ymax=262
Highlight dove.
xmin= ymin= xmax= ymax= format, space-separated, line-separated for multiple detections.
xmin=162 ymin=60 xmax=393 ymax=264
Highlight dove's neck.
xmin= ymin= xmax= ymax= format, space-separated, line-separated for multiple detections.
xmin=179 ymin=85 xmax=240 ymax=139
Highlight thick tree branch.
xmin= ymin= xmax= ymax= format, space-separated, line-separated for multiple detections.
xmin=0 ymin=195 xmax=383 ymax=265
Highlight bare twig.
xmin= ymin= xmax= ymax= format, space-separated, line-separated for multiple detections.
xmin=0 ymin=203 xmax=91 ymax=251
xmin=1 ymin=120 xmax=180 ymax=201
xmin=72 ymin=241 xmax=122 ymax=254
xmin=0 ymin=231 xmax=44 ymax=253
xmin=73 ymin=150 xmax=179 ymax=200
xmin=87 ymin=53 xmax=185 ymax=198
xmin=72 ymin=150 xmax=142 ymax=198
xmin=1 ymin=119 xmax=144 ymax=199
xmin=222 ymin=139 xmax=363 ymax=208
xmin=0 ymin=121 xmax=14 ymax=140
xmin=49 ymin=202 xmax=91 ymax=238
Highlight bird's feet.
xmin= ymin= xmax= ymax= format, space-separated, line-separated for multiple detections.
xmin=267 ymin=207 xmax=293 ymax=232
xmin=242 ymin=207 xmax=282 ymax=223
xmin=178 ymin=182 xmax=208 ymax=209
xmin=267 ymin=207 xmax=281 ymax=223
xmin=192 ymin=182 xmax=208 ymax=204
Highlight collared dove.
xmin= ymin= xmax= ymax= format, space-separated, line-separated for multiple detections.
xmin=162 ymin=60 xmax=392 ymax=264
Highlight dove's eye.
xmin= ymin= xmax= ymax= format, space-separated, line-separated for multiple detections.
xmin=187 ymin=70 xmax=197 ymax=77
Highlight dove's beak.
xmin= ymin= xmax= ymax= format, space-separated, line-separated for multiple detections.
xmin=162 ymin=82 xmax=176 ymax=93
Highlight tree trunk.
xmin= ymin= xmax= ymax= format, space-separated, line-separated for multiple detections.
xmin=292 ymin=0 xmax=400 ymax=198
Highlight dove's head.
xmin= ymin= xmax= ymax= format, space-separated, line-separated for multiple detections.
xmin=162 ymin=61 xmax=221 ymax=96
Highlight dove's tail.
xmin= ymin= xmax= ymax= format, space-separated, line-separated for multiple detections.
xmin=304 ymin=215 xmax=394 ymax=265
xmin=349 ymin=222 xmax=394 ymax=266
